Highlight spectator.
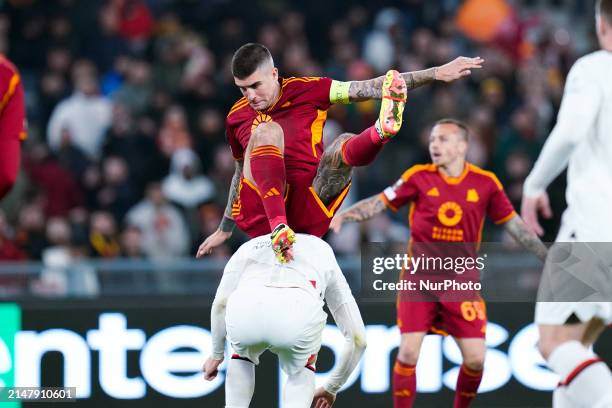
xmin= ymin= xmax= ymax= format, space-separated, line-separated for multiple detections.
xmin=88 ymin=211 xmax=121 ymax=258
xmin=113 ymin=58 xmax=153 ymax=115
xmin=24 ymin=143 xmax=83 ymax=217
xmin=47 ymin=60 xmax=112 ymax=159
xmin=120 ymin=225 xmax=145 ymax=258
xmin=97 ymin=156 xmax=134 ymax=220
xmin=162 ymin=148 xmax=215 ymax=209
xmin=125 ymin=183 xmax=189 ymax=259
xmin=157 ymin=105 xmax=192 ymax=157
xmin=14 ymin=204 xmax=47 ymax=260
xmin=0 ymin=209 xmax=25 ymax=261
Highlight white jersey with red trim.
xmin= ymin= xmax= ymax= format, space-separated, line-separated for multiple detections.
xmin=217 ymin=233 xmax=354 ymax=313
xmin=524 ymin=51 xmax=612 ymax=241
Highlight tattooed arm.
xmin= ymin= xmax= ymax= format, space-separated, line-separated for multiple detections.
xmin=329 ymin=194 xmax=388 ymax=233
xmin=504 ymin=215 xmax=548 ymax=261
xmin=196 ymin=160 xmax=243 ymax=257
xmin=220 ymin=160 xmax=243 ymax=231
xmin=347 ymin=56 xmax=484 ymax=102
xmin=340 ymin=195 xmax=387 ymax=222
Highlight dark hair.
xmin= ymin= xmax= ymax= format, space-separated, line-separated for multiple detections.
xmin=434 ymin=118 xmax=470 ymax=141
xmin=231 ymin=43 xmax=273 ymax=79
xmin=597 ymin=0 xmax=612 ymax=24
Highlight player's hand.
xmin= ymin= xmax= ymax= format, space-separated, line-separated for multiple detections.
xmin=521 ymin=192 xmax=553 ymax=237
xmin=435 ymin=56 xmax=484 ymax=82
xmin=329 ymin=215 xmax=345 ymax=233
xmin=202 ymin=357 xmax=223 ymax=381
xmin=196 ymin=229 xmax=232 ymax=258
xmin=312 ymin=387 xmax=336 ymax=408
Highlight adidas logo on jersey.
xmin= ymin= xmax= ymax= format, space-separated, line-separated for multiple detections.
xmin=264 ymin=188 xmax=281 ymax=198
xmin=466 ymin=188 xmax=479 ymax=202
xmin=427 ymin=187 xmax=440 ymax=197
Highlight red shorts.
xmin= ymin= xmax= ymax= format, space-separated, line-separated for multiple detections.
xmin=397 ymin=297 xmax=487 ymax=338
xmin=232 ymin=175 xmax=351 ymax=238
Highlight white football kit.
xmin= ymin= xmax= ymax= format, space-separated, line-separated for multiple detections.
xmin=523 ymin=50 xmax=612 ymax=324
xmin=210 ymin=233 xmax=366 ymax=393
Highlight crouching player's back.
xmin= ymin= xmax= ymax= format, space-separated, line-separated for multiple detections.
xmin=203 ymin=234 xmax=366 ymax=408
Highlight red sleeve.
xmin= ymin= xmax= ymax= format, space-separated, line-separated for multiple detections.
xmin=303 ymin=77 xmax=332 ymax=110
xmin=486 ymin=176 xmax=517 ymax=224
xmin=380 ymin=169 xmax=419 ymax=211
xmin=225 ymin=119 xmax=244 ymax=161
xmin=0 ymin=70 xmax=25 ymax=199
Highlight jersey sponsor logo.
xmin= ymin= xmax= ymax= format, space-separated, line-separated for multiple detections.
xmin=437 ymin=201 xmax=463 ymax=227
xmin=251 ymin=114 xmax=273 ymax=132
xmin=466 ymin=189 xmax=479 ymax=203
xmin=432 ymin=226 xmax=464 ymax=241
xmin=427 ymin=187 xmax=440 ymax=197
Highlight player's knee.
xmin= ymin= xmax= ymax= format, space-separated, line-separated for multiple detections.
xmin=397 ymin=343 xmax=420 ymax=366
xmin=462 ymin=353 xmax=485 ymax=371
xmin=251 ymin=122 xmax=284 ymax=147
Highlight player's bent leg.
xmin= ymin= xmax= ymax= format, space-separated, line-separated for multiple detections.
xmin=453 ymin=337 xmax=485 ymax=408
xmin=247 ymin=121 xmax=294 ymax=262
xmin=283 ymin=368 xmax=316 ymax=408
xmin=539 ymin=320 xmax=612 ymax=408
xmin=243 ymin=121 xmax=285 ymax=183
xmin=225 ymin=357 xmax=256 ymax=408
xmin=313 ymin=132 xmax=354 ymax=205
xmin=455 ymin=337 xmax=485 ymax=371
xmin=329 ymin=70 xmax=407 ymax=178
xmin=393 ymin=332 xmax=425 ymax=408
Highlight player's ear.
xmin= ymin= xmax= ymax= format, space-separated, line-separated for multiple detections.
xmin=458 ymin=139 xmax=468 ymax=155
xmin=271 ymin=66 xmax=279 ymax=81
xmin=596 ymin=14 xmax=604 ymax=36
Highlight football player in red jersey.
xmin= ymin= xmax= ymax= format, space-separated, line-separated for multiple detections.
xmin=196 ymin=43 xmax=483 ymax=262
xmin=0 ymin=55 xmax=26 ymax=200
xmin=331 ymin=118 xmax=547 ymax=408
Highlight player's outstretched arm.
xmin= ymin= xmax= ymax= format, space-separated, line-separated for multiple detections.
xmin=203 ymin=299 xmax=227 ymax=380
xmin=346 ymin=57 xmax=483 ymax=102
xmin=504 ymin=215 xmax=548 ymax=261
xmin=196 ymin=160 xmax=243 ymax=258
xmin=314 ymin=301 xmax=366 ymax=405
xmin=204 ymin=252 xmax=246 ymax=380
xmin=330 ymin=194 xmax=387 ymax=233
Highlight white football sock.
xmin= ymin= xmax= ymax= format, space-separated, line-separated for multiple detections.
xmin=226 ymin=358 xmax=255 ymax=408
xmin=282 ymin=368 xmax=315 ymax=408
xmin=548 ymin=340 xmax=612 ymax=408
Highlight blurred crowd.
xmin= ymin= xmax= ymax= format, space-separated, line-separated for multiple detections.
xmin=0 ymin=0 xmax=599 ymax=266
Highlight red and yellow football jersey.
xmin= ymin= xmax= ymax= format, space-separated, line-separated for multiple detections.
xmin=380 ymin=163 xmax=516 ymax=255
xmin=0 ymin=55 xmax=26 ymax=199
xmin=226 ymin=76 xmax=332 ymax=182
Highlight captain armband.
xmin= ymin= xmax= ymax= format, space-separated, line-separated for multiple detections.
xmin=329 ymin=80 xmax=351 ymax=104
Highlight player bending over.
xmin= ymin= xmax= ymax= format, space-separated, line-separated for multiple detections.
xmin=203 ymin=233 xmax=366 ymax=408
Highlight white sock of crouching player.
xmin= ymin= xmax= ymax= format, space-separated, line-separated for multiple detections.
xmin=283 ymin=368 xmax=316 ymax=408
xmin=225 ymin=357 xmax=255 ymax=408
xmin=548 ymin=340 xmax=612 ymax=408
